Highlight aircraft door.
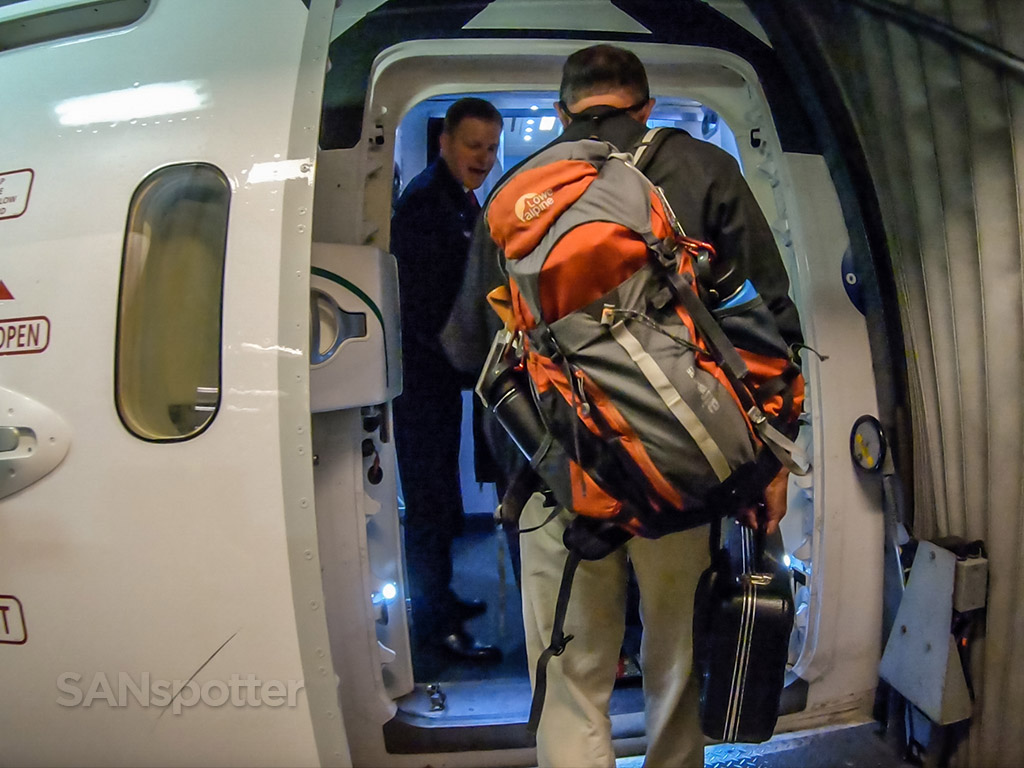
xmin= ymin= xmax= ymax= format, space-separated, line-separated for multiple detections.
xmin=308 ymin=242 xmax=413 ymax=704
xmin=0 ymin=1 xmax=347 ymax=766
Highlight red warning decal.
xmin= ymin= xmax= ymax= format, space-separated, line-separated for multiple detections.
xmin=0 ymin=281 xmax=13 ymax=300
xmin=0 ymin=169 xmax=34 ymax=220
xmin=0 ymin=316 xmax=49 ymax=356
xmin=0 ymin=595 xmax=27 ymax=645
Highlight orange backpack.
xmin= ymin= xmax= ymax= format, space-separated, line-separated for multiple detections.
xmin=479 ymin=128 xmax=807 ymax=540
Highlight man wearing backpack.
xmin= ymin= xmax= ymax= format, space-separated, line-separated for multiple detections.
xmin=443 ymin=45 xmax=802 ymax=766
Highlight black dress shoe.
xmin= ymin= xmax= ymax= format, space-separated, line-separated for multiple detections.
xmin=454 ymin=597 xmax=487 ymax=620
xmin=438 ymin=629 xmax=503 ymax=663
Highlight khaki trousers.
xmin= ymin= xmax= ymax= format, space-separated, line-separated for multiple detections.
xmin=520 ymin=495 xmax=710 ymax=768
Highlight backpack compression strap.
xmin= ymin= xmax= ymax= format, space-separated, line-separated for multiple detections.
xmin=664 ymin=271 xmax=809 ymax=476
xmin=632 ymin=128 xmax=809 ymax=476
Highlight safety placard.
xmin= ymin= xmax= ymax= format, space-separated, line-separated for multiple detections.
xmin=0 ymin=316 xmax=50 ymax=356
xmin=0 ymin=595 xmax=27 ymax=645
xmin=0 ymin=169 xmax=34 ymax=220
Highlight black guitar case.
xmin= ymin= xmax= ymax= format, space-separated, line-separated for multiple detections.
xmin=693 ymin=517 xmax=795 ymax=743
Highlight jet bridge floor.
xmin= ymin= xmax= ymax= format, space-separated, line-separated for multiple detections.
xmin=618 ymin=722 xmax=911 ymax=768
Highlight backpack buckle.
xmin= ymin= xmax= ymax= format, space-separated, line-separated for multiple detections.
xmin=551 ymin=634 xmax=575 ymax=656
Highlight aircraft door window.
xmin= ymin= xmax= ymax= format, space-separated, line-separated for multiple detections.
xmin=0 ymin=0 xmax=150 ymax=54
xmin=115 ymin=163 xmax=230 ymax=441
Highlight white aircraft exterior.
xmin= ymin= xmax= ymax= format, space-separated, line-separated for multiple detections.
xmin=1 ymin=0 xmax=1013 ymax=766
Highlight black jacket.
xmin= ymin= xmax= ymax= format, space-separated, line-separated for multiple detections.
xmin=391 ymin=157 xmax=479 ymax=390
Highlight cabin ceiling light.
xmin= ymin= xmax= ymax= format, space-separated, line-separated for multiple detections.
xmin=540 ymin=116 xmax=556 ymax=131
xmin=55 ymin=81 xmax=207 ymax=126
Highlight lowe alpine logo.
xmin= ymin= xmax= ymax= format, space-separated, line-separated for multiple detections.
xmin=515 ymin=189 xmax=554 ymax=222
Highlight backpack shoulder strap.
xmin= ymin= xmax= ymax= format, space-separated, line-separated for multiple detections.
xmin=527 ymin=549 xmax=580 ymax=734
xmin=628 ymin=127 xmax=690 ymax=246
xmin=631 ymin=126 xmax=678 ymax=175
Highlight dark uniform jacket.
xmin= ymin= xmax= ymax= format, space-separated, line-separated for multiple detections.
xmin=392 ymin=156 xmax=504 ymax=483
xmin=391 ymin=156 xmax=479 ymax=393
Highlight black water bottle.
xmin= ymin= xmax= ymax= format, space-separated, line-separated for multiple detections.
xmin=475 ymin=331 xmax=549 ymax=461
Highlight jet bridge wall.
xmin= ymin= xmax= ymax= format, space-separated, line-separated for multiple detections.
xmin=750 ymin=1 xmax=1024 ymax=765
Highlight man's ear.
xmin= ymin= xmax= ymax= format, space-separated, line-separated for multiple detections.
xmin=438 ymin=130 xmax=451 ymax=161
xmin=636 ymin=98 xmax=656 ymax=124
xmin=554 ymin=101 xmax=572 ymax=128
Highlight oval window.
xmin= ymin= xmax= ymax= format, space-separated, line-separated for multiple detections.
xmin=116 ymin=163 xmax=230 ymax=441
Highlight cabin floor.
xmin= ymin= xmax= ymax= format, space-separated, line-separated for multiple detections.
xmin=408 ymin=513 xmax=529 ymax=683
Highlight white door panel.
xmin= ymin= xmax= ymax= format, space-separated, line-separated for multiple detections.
xmin=0 ymin=1 xmax=344 ymax=765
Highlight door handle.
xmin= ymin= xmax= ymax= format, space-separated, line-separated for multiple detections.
xmin=0 ymin=387 xmax=71 ymax=501
xmin=310 ymin=288 xmax=367 ymax=366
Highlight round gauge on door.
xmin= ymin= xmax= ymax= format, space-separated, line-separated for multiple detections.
xmin=850 ymin=414 xmax=886 ymax=472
